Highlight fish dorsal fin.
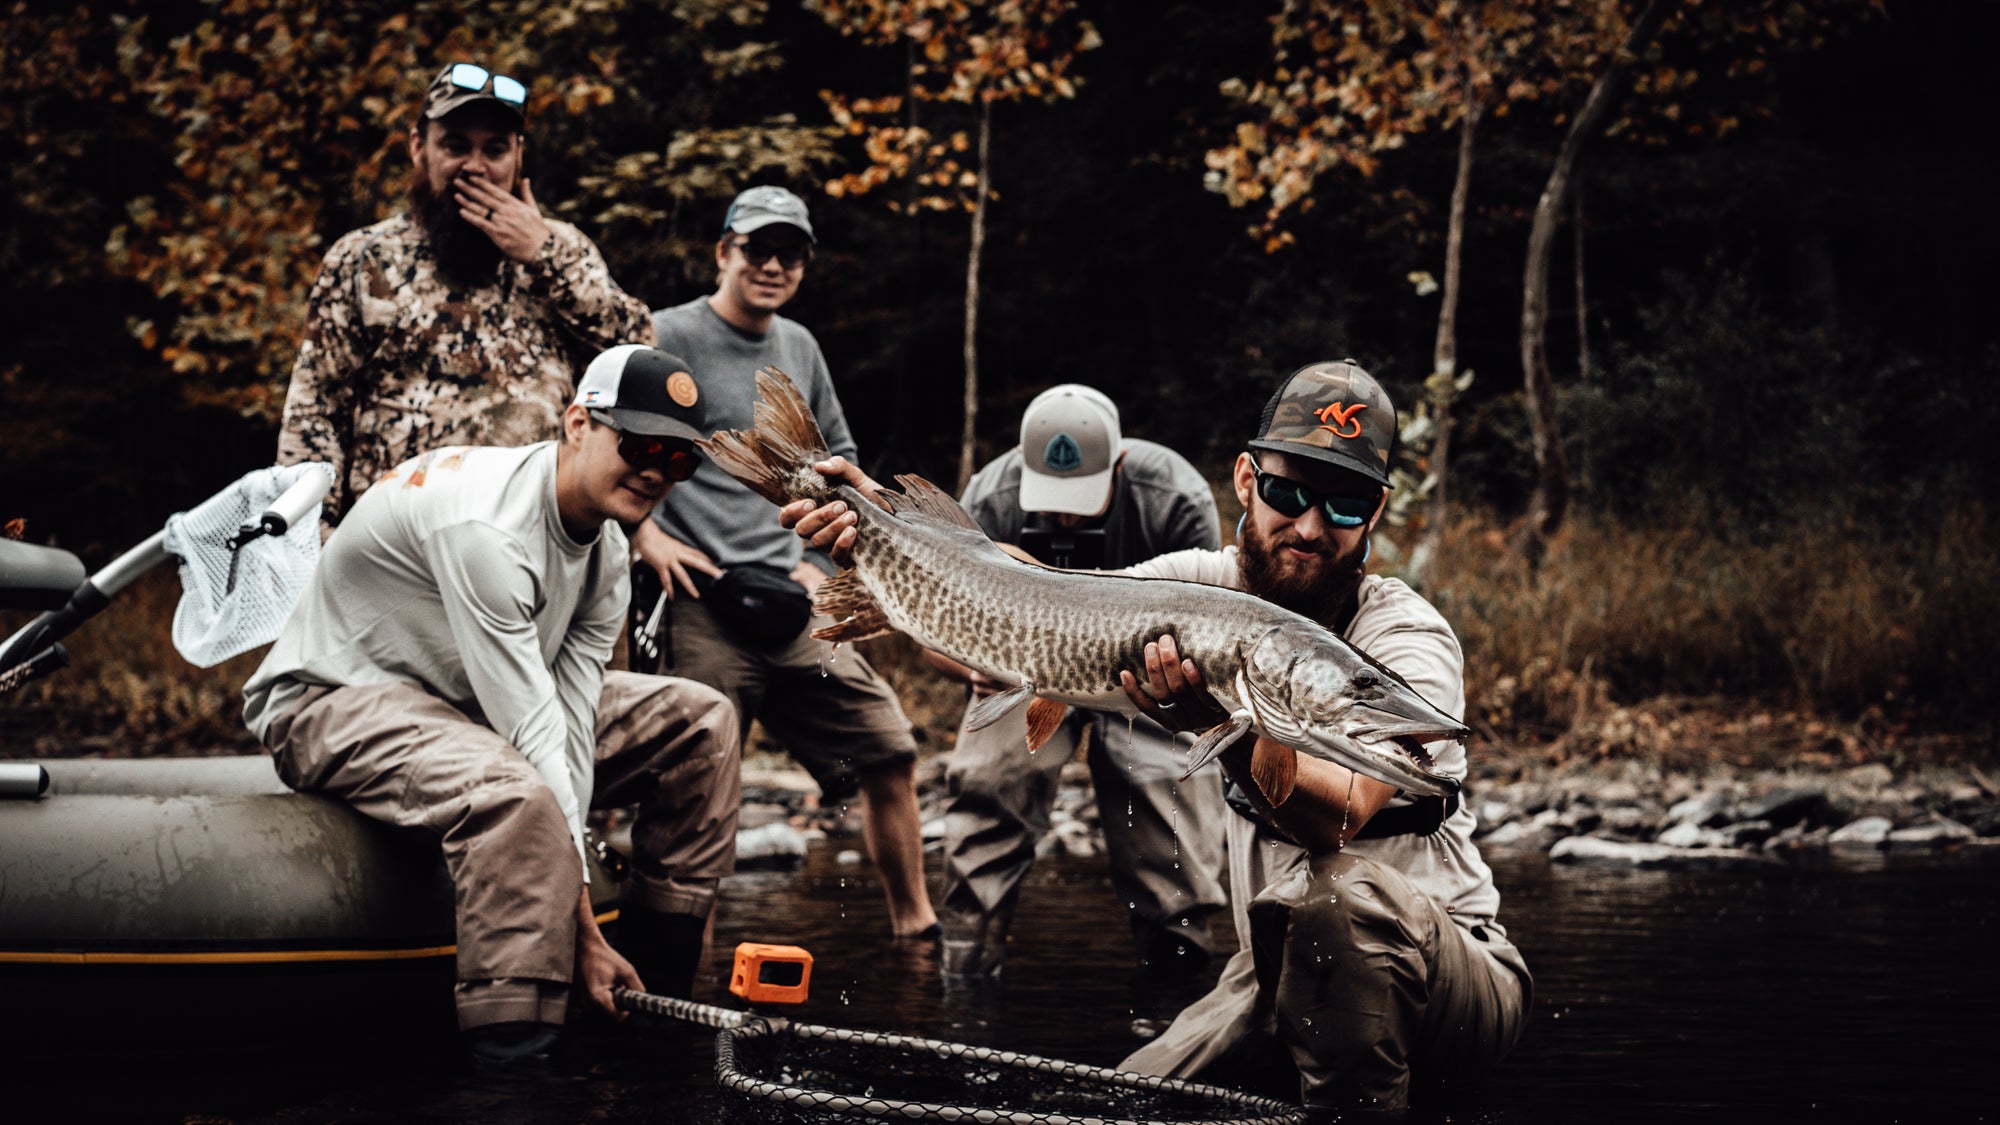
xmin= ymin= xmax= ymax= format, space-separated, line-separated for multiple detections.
xmin=890 ymin=473 xmax=985 ymax=532
xmin=1182 ymin=710 xmax=1254 ymax=779
xmin=964 ymin=680 xmax=1035 ymax=732
xmin=810 ymin=570 xmax=895 ymax=644
xmin=1025 ymin=698 xmax=1069 ymax=752
xmin=1248 ymin=737 xmax=1299 ymax=808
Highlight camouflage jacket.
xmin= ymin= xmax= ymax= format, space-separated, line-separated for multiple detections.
xmin=275 ymin=213 xmax=654 ymax=526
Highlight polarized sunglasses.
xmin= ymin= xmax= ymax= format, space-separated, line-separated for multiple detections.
xmin=1250 ymin=459 xmax=1377 ymax=528
xmin=734 ymin=238 xmax=811 ymax=270
xmin=448 ymin=63 xmax=527 ymax=106
xmin=590 ymin=412 xmax=700 ymax=481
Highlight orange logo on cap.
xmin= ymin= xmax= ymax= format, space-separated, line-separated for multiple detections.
xmin=667 ymin=371 xmax=699 ymax=408
xmin=1314 ymin=401 xmax=1368 ymax=439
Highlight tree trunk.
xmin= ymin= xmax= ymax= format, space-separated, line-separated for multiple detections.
xmin=1516 ymin=0 xmax=1669 ymax=564
xmin=1574 ymin=174 xmax=1590 ymax=385
xmin=958 ymin=99 xmax=991 ymax=494
xmin=1410 ymin=100 xmax=1480 ymax=588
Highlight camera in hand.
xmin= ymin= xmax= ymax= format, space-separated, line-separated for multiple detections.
xmin=1018 ymin=526 xmax=1107 ymax=570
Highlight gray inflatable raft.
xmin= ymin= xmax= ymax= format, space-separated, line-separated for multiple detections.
xmin=0 ymin=755 xmax=620 ymax=1049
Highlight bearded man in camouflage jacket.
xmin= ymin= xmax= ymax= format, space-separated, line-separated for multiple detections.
xmin=277 ymin=63 xmax=654 ymax=527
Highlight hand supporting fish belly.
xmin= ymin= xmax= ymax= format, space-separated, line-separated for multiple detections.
xmin=706 ymin=367 xmax=1469 ymax=799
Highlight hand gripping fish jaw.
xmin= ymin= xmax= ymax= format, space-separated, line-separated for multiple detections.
xmin=1181 ymin=624 xmax=1467 ymax=798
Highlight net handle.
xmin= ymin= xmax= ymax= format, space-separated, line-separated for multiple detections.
xmin=613 ymin=987 xmax=786 ymax=1032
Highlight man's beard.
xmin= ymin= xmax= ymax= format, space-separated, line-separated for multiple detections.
xmin=1238 ymin=515 xmax=1369 ymax=627
xmin=410 ymin=173 xmax=503 ymax=289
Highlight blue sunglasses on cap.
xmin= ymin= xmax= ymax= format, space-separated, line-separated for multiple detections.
xmin=448 ymin=63 xmax=527 ymax=106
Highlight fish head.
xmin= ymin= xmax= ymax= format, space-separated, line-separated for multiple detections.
xmin=1242 ymin=623 xmax=1470 ymax=797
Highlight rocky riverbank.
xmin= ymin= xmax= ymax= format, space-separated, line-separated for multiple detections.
xmin=699 ymin=753 xmax=2000 ymax=872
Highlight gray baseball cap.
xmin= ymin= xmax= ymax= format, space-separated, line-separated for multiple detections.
xmin=1018 ymin=384 xmax=1122 ymax=516
xmin=723 ymin=186 xmax=816 ymax=243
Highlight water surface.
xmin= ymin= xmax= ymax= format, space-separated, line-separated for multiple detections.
xmin=35 ymin=842 xmax=1999 ymax=1124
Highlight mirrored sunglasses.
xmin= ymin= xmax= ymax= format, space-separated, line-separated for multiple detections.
xmin=734 ymin=238 xmax=811 ymax=269
xmin=1251 ymin=460 xmax=1376 ymax=527
xmin=591 ymin=412 xmax=700 ymax=480
xmin=448 ymin=63 xmax=527 ymax=106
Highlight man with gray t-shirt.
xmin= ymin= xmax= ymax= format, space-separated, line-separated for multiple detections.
xmin=629 ymin=186 xmax=937 ymax=942
xmin=935 ymin=385 xmax=1229 ymax=983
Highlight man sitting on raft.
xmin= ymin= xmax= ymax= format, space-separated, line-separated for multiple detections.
xmin=243 ymin=345 xmax=741 ymax=1072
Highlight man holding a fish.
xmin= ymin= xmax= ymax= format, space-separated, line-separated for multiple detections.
xmin=775 ymin=359 xmax=1529 ymax=1118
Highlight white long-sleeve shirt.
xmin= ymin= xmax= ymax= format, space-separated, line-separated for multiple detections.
xmin=245 ymin=442 xmax=627 ymax=873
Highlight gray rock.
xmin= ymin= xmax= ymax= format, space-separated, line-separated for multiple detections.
xmin=1551 ymin=836 xmax=1779 ymax=870
xmin=1476 ymin=800 xmax=1514 ymax=829
xmin=1595 ymin=780 xmax=1642 ymax=805
xmin=1966 ymin=806 xmax=2000 ymax=837
xmin=1736 ymin=785 xmax=1832 ymax=829
xmin=1665 ymin=790 xmax=1732 ymax=828
xmin=738 ymin=801 xmax=792 ymax=830
xmin=1597 ymin=805 xmax=1655 ymax=837
xmin=1843 ymin=763 xmax=1894 ymax=792
xmin=1657 ymin=821 xmax=1724 ymax=849
xmin=735 ymin=822 xmax=809 ymax=868
xmin=1721 ymin=820 xmax=1778 ymax=848
xmin=1886 ymin=819 xmax=1975 ymax=850
xmin=1828 ymin=816 xmax=1893 ymax=850
xmin=1558 ymin=806 xmax=1603 ymax=833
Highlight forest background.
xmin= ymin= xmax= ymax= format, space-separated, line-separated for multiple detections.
xmin=2 ymin=0 xmax=1994 ymax=771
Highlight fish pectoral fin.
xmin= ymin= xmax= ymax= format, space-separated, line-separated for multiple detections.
xmin=1024 ymin=698 xmax=1070 ymax=752
xmin=1248 ymin=737 xmax=1299 ymax=808
xmin=810 ymin=570 xmax=895 ymax=642
xmin=1180 ymin=711 xmax=1255 ymax=779
xmin=964 ymin=680 xmax=1036 ymax=732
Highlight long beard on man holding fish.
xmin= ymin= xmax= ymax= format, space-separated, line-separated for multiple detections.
xmin=758 ymin=359 xmax=1529 ymax=1116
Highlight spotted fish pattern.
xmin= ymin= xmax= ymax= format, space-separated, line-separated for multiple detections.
xmin=700 ymin=368 xmax=1469 ymax=798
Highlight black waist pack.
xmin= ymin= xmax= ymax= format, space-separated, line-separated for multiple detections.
xmin=698 ymin=565 xmax=813 ymax=650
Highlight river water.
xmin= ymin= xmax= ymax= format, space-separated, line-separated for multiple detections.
xmin=39 ymin=841 xmax=1999 ymax=1124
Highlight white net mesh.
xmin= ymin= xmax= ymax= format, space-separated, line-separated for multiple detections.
xmin=162 ymin=463 xmax=330 ymax=667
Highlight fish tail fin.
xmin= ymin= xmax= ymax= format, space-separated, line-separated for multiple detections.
xmin=697 ymin=367 xmax=835 ymax=505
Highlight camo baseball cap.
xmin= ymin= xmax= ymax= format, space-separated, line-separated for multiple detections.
xmin=1249 ymin=360 xmax=1397 ymax=489
xmin=422 ymin=63 xmax=528 ymax=128
xmin=574 ymin=345 xmax=710 ymax=442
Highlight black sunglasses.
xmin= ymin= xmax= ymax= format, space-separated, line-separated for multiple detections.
xmin=590 ymin=411 xmax=700 ymax=481
xmin=448 ymin=63 xmax=527 ymax=106
xmin=733 ymin=238 xmax=811 ymax=270
xmin=1250 ymin=458 xmax=1377 ymax=528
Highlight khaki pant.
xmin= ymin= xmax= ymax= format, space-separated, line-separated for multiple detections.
xmin=1121 ymin=819 xmax=1529 ymax=1112
xmin=666 ymin=598 xmax=915 ymax=800
xmin=942 ymin=704 xmax=1227 ymax=966
xmin=262 ymin=671 xmax=741 ymax=1029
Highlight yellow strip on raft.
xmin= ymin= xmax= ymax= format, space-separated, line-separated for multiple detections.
xmin=0 ymin=909 xmax=620 ymax=966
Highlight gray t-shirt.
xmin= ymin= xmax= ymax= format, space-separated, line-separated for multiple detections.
xmin=959 ymin=438 xmax=1221 ymax=565
xmin=1124 ymin=546 xmax=1504 ymax=935
xmin=648 ymin=298 xmax=859 ymax=571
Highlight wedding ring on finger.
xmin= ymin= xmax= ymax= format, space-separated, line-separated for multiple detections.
xmin=1156 ymin=700 xmax=1177 ymax=710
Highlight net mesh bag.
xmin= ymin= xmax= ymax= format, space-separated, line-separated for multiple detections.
xmin=162 ymin=463 xmax=330 ymax=667
xmin=622 ymin=993 xmax=1307 ymax=1125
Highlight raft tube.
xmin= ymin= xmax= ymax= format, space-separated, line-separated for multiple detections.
xmin=0 ymin=756 xmax=620 ymax=1050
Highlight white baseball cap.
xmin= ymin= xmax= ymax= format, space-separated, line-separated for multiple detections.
xmin=1017 ymin=384 xmax=1122 ymax=516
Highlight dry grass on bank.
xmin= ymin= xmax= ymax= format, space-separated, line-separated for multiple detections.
xmin=5 ymin=505 xmax=1994 ymax=768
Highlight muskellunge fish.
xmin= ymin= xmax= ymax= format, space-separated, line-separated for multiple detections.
xmin=699 ymin=369 xmax=1469 ymax=797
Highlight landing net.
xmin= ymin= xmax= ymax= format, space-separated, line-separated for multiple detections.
xmin=619 ymin=991 xmax=1307 ymax=1125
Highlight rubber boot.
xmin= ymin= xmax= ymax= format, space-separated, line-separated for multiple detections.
xmin=617 ymin=907 xmax=707 ymax=1000
xmin=464 ymin=1020 xmax=562 ymax=1076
